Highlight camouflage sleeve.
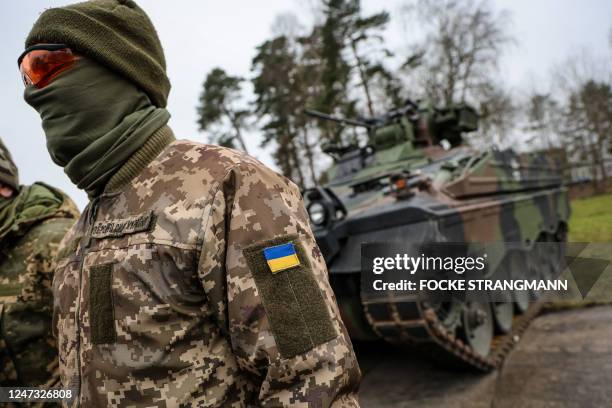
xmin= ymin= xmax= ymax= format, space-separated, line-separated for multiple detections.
xmin=199 ymin=161 xmax=361 ymax=407
xmin=21 ymin=219 xmax=70 ymax=305
xmin=2 ymin=217 xmax=74 ymax=389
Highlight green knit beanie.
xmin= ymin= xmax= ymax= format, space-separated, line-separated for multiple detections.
xmin=0 ymin=137 xmax=19 ymax=190
xmin=25 ymin=0 xmax=170 ymax=108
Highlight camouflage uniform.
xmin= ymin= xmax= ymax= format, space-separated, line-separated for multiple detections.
xmin=0 ymin=140 xmax=79 ymax=391
xmin=54 ymin=135 xmax=361 ymax=407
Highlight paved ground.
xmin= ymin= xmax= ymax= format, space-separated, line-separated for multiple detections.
xmin=356 ymin=305 xmax=612 ymax=407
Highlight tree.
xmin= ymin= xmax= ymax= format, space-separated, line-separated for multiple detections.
xmin=524 ymin=93 xmax=561 ymax=151
xmin=318 ymin=0 xmax=400 ymax=117
xmin=252 ymin=36 xmax=307 ymax=187
xmin=475 ymin=85 xmax=517 ymax=148
xmin=317 ymin=0 xmax=354 ymax=138
xmin=551 ymin=50 xmax=612 ymax=189
xmin=297 ymin=0 xmax=402 ymax=151
xmin=346 ymin=8 xmax=393 ymax=116
xmin=197 ymin=68 xmax=249 ymax=152
xmin=296 ymin=26 xmax=330 ymax=184
xmin=251 ymin=4 xmax=400 ymax=187
xmin=401 ymin=0 xmax=513 ymax=106
xmin=560 ymin=80 xmax=612 ymax=190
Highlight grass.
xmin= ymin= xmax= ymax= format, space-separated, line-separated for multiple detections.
xmin=546 ymin=192 xmax=612 ymax=310
xmin=568 ymin=193 xmax=612 ymax=242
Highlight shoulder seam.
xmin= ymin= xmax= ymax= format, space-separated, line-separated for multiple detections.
xmin=197 ymin=162 xmax=243 ymax=247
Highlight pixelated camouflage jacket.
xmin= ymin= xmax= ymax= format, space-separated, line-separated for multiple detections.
xmin=0 ymin=182 xmax=79 ymax=389
xmin=54 ymin=135 xmax=362 ymax=407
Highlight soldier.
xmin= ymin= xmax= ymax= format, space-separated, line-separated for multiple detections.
xmin=20 ymin=1 xmax=361 ymax=407
xmin=0 ymin=138 xmax=79 ymax=394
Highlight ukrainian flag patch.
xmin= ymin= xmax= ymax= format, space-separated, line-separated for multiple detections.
xmin=263 ymin=242 xmax=301 ymax=273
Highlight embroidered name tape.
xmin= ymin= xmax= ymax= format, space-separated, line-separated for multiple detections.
xmin=263 ymin=242 xmax=300 ymax=273
xmin=91 ymin=211 xmax=155 ymax=239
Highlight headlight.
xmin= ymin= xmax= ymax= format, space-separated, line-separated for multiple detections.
xmin=308 ymin=202 xmax=327 ymax=226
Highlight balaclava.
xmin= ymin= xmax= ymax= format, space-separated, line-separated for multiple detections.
xmin=23 ymin=0 xmax=174 ymax=198
xmin=25 ymin=0 xmax=170 ymax=108
xmin=24 ymin=59 xmax=170 ymax=198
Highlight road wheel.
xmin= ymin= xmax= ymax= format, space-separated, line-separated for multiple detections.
xmin=492 ymin=302 xmax=513 ymax=334
xmin=461 ymin=302 xmax=494 ymax=357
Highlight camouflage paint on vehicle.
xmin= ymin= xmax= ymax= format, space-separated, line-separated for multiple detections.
xmin=304 ymin=101 xmax=570 ymax=367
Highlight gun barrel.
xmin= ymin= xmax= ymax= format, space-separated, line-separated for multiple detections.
xmin=305 ymin=109 xmax=370 ymax=128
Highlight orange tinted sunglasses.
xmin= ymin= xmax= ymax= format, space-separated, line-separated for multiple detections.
xmin=18 ymin=44 xmax=80 ymax=89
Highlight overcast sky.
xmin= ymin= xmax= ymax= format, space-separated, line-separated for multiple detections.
xmin=0 ymin=0 xmax=610 ymax=210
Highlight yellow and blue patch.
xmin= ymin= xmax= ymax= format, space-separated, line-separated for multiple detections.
xmin=263 ymin=242 xmax=301 ymax=273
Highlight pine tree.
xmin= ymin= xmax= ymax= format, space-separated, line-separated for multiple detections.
xmin=252 ymin=36 xmax=306 ymax=187
xmin=197 ymin=68 xmax=249 ymax=152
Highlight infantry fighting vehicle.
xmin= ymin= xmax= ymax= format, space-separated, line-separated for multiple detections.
xmin=304 ymin=100 xmax=570 ymax=370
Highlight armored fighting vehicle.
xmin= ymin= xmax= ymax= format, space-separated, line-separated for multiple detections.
xmin=304 ymin=100 xmax=570 ymax=370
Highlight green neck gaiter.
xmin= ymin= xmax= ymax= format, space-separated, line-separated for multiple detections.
xmin=24 ymin=58 xmax=170 ymax=198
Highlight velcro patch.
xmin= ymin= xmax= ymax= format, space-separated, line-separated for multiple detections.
xmin=243 ymin=235 xmax=338 ymax=359
xmin=90 ymin=263 xmax=116 ymax=344
xmin=91 ymin=212 xmax=156 ymax=239
xmin=263 ymin=243 xmax=300 ymax=273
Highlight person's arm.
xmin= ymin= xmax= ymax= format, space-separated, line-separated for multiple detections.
xmin=5 ymin=218 xmax=74 ymax=388
xmin=199 ymin=161 xmax=361 ymax=407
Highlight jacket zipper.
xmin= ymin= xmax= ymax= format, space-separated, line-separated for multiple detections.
xmin=73 ymin=197 xmax=100 ymax=406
